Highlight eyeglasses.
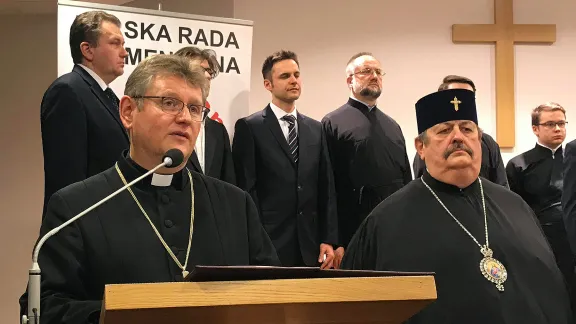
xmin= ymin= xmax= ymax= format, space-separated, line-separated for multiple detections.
xmin=538 ymin=121 xmax=568 ymax=129
xmin=132 ymin=96 xmax=209 ymax=121
xmin=202 ymin=66 xmax=217 ymax=79
xmin=350 ymin=68 xmax=386 ymax=78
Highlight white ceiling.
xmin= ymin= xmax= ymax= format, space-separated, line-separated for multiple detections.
xmin=0 ymin=0 xmax=131 ymax=15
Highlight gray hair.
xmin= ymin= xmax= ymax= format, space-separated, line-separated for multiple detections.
xmin=125 ymin=54 xmax=209 ymax=106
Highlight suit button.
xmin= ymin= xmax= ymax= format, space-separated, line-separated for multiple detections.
xmin=297 ymin=184 xmax=302 ymax=191
xmin=164 ymin=219 xmax=174 ymax=228
xmin=299 ymin=211 xmax=303 ymax=216
xmin=161 ymin=194 xmax=170 ymax=204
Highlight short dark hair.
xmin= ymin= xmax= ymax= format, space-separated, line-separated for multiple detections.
xmin=438 ymin=75 xmax=477 ymax=92
xmin=174 ymin=46 xmax=221 ymax=79
xmin=69 ymin=11 xmax=121 ymax=64
xmin=261 ymin=50 xmax=299 ymax=80
xmin=531 ymin=102 xmax=566 ymax=125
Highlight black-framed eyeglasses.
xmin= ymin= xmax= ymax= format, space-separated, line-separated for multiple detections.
xmin=202 ymin=66 xmax=217 ymax=80
xmin=350 ymin=68 xmax=386 ymax=78
xmin=132 ymin=96 xmax=209 ymax=121
xmin=538 ymin=121 xmax=568 ymax=129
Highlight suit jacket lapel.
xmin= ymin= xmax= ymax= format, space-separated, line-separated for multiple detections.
xmin=73 ymin=65 xmax=129 ymax=140
xmin=263 ymin=105 xmax=295 ymax=168
xmin=296 ymin=113 xmax=309 ymax=175
xmin=204 ymin=119 xmax=217 ymax=176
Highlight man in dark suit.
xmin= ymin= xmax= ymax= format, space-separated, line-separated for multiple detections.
xmin=174 ymin=46 xmax=235 ymax=185
xmin=232 ymin=50 xmax=338 ymax=268
xmin=40 ymin=11 xmax=129 ymax=216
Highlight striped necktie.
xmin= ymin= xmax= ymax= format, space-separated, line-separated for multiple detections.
xmin=281 ymin=115 xmax=298 ymax=164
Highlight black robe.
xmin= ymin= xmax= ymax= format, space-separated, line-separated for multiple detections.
xmin=413 ymin=132 xmax=509 ymax=188
xmin=19 ymin=152 xmax=280 ymax=324
xmin=506 ymin=144 xmax=574 ymax=289
xmin=342 ymin=171 xmax=572 ymax=324
xmin=321 ymin=98 xmax=412 ymax=247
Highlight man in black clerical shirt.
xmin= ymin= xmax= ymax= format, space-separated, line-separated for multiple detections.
xmin=507 ymin=102 xmax=575 ymax=312
xmin=321 ymin=52 xmax=411 ymax=267
xmin=342 ymin=89 xmax=572 ymax=324
xmin=412 ymin=75 xmax=508 ymax=188
xmin=19 ymin=54 xmax=280 ymax=324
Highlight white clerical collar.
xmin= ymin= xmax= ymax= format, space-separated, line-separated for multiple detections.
xmin=78 ymin=64 xmax=108 ymax=91
xmin=269 ymin=102 xmax=297 ymax=120
xmin=350 ymin=95 xmax=376 ymax=111
xmin=151 ymin=173 xmax=174 ymax=187
xmin=536 ymin=141 xmax=563 ymax=154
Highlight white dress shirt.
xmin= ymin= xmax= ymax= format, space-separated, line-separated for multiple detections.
xmin=195 ymin=120 xmax=206 ymax=173
xmin=78 ymin=64 xmax=108 ymax=91
xmin=269 ymin=102 xmax=298 ymax=142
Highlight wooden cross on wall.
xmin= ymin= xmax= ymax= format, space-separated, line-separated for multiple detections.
xmin=452 ymin=0 xmax=556 ymax=148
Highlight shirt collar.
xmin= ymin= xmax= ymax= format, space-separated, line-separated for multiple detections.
xmin=269 ymin=102 xmax=298 ymax=121
xmin=78 ymin=64 xmax=108 ymax=91
xmin=116 ymin=150 xmax=188 ymax=191
xmin=350 ymin=94 xmax=376 ymax=111
xmin=536 ymin=141 xmax=563 ymax=155
xmin=421 ymin=169 xmax=481 ymax=196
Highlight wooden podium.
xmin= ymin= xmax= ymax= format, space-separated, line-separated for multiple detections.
xmin=100 ymin=274 xmax=436 ymax=324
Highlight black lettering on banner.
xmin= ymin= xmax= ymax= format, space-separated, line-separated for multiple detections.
xmin=157 ymin=25 xmax=172 ymax=42
xmin=124 ymin=21 xmax=138 ymax=39
xmin=210 ymin=30 xmax=223 ymax=47
xmin=225 ymin=57 xmax=240 ymax=74
xmin=125 ymin=47 xmax=141 ymax=65
xmin=141 ymin=23 xmax=155 ymax=40
xmin=225 ymin=32 xmax=239 ymax=49
xmin=179 ymin=27 xmax=192 ymax=44
xmin=194 ymin=29 xmax=208 ymax=46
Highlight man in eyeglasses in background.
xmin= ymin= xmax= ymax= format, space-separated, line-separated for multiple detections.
xmin=174 ymin=46 xmax=236 ymax=185
xmin=321 ymin=52 xmax=412 ymax=268
xmin=507 ymin=103 xmax=574 ymax=305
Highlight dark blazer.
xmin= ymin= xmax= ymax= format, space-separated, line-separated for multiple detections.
xmin=40 ymin=65 xmax=129 ymax=216
xmin=187 ymin=117 xmax=236 ymax=185
xmin=232 ymin=105 xmax=338 ymax=266
xmin=562 ymin=139 xmax=576 ymax=256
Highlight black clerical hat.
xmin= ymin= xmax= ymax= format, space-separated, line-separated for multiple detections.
xmin=415 ymin=89 xmax=478 ymax=133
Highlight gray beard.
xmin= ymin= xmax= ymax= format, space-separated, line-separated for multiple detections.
xmin=360 ymin=87 xmax=381 ymax=99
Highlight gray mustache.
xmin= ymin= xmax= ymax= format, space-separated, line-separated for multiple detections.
xmin=444 ymin=142 xmax=473 ymax=159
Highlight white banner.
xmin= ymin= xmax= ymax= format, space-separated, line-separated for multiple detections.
xmin=57 ymin=0 xmax=253 ymax=134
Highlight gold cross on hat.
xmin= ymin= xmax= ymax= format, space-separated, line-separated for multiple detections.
xmin=451 ymin=96 xmax=461 ymax=111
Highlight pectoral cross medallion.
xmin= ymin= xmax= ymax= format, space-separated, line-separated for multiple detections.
xmin=451 ymin=96 xmax=461 ymax=111
xmin=479 ymin=246 xmax=507 ymax=292
xmin=182 ymin=270 xmax=189 ymax=279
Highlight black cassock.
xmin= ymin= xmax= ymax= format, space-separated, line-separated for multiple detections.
xmin=506 ymin=144 xmax=573 ymax=284
xmin=342 ymin=171 xmax=572 ymax=324
xmin=19 ymin=152 xmax=280 ymax=324
xmin=413 ymin=133 xmax=509 ymax=188
xmin=322 ymin=98 xmax=412 ymax=247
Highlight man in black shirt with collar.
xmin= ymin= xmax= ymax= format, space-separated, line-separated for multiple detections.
xmin=321 ymin=52 xmax=412 ymax=267
xmin=20 ymin=54 xmax=279 ymax=324
xmin=507 ymin=102 xmax=573 ymax=298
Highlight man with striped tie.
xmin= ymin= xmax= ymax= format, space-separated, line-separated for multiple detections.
xmin=233 ymin=50 xmax=338 ymax=268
